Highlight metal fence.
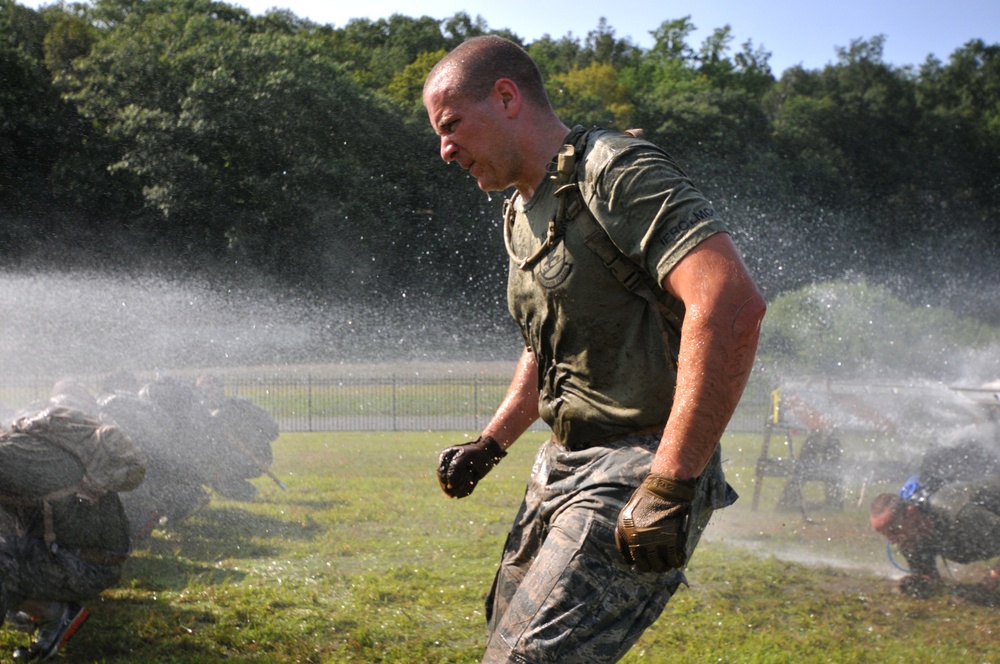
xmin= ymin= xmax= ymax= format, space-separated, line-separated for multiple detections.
xmin=1 ymin=371 xmax=770 ymax=434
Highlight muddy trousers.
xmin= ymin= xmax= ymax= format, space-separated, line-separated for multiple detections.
xmin=483 ymin=434 xmax=732 ymax=664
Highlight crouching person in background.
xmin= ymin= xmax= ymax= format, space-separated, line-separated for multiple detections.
xmin=0 ymin=405 xmax=144 ymax=661
xmin=196 ymin=375 xmax=281 ymax=500
xmin=870 ymin=479 xmax=1000 ymax=599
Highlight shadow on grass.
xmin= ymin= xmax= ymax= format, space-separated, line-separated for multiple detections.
xmin=122 ymin=553 xmax=246 ymax=591
xmin=123 ymin=504 xmax=324 ymax=588
xmin=65 ymin=595 xmax=235 ymax=663
xmin=0 ymin=592 xmax=240 ymax=663
xmin=186 ymin=503 xmax=317 ymax=537
xmin=951 ymin=582 xmax=1000 ymax=608
xmin=280 ymin=498 xmax=351 ymax=509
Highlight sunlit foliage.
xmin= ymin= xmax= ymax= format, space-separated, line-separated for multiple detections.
xmin=0 ymin=0 xmax=998 ymax=326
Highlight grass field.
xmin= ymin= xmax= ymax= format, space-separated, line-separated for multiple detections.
xmin=7 ymin=431 xmax=999 ymax=663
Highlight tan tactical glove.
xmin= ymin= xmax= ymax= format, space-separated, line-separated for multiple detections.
xmin=437 ymin=436 xmax=506 ymax=498
xmin=615 ymin=474 xmax=697 ymax=573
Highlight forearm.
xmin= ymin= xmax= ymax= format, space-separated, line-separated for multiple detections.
xmin=902 ymin=545 xmax=940 ymax=577
xmin=482 ymin=346 xmax=540 ymax=450
xmin=651 ymin=294 xmax=764 ymax=479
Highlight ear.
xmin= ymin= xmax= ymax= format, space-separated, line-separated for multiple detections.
xmin=494 ymin=78 xmax=521 ymax=117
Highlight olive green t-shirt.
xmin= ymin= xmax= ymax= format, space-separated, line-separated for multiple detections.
xmin=506 ymin=128 xmax=729 ymax=449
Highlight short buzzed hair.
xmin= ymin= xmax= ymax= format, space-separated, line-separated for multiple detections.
xmin=870 ymin=493 xmax=905 ymax=521
xmin=425 ymin=36 xmax=552 ymax=110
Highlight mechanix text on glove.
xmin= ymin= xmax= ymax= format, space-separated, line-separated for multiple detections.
xmin=615 ymin=474 xmax=697 ymax=573
xmin=437 ymin=436 xmax=506 ymax=498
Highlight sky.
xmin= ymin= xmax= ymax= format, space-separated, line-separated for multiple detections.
xmin=16 ymin=0 xmax=999 ymax=75
xmin=233 ymin=0 xmax=998 ymax=76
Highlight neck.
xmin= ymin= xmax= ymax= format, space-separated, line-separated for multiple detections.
xmin=515 ymin=116 xmax=572 ymax=201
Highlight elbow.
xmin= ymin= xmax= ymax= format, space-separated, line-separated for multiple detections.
xmin=732 ymin=291 xmax=766 ymax=344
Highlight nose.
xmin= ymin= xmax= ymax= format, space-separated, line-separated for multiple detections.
xmin=440 ymin=135 xmax=458 ymax=163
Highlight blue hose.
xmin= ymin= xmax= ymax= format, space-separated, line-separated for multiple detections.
xmin=886 ymin=540 xmax=912 ymax=574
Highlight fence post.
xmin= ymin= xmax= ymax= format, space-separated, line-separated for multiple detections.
xmin=307 ymin=374 xmax=313 ymax=433
xmin=474 ymin=374 xmax=480 ymax=431
xmin=392 ymin=375 xmax=398 ymax=431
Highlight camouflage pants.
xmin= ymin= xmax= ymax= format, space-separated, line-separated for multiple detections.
xmin=483 ymin=433 xmax=734 ymax=664
xmin=0 ymin=536 xmax=122 ymax=614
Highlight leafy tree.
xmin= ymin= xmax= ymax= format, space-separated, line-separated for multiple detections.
xmin=0 ymin=0 xmax=100 ymax=231
xmin=0 ymin=0 xmax=54 ymax=211
xmin=648 ymin=16 xmax=698 ymax=65
xmin=767 ymin=36 xmax=920 ymax=203
xmin=634 ymin=86 xmax=771 ymax=157
xmin=440 ymin=11 xmax=489 ymax=45
xmin=42 ymin=8 xmax=94 ymax=72
xmin=916 ymin=39 xmax=1000 ymax=209
xmin=698 ymin=25 xmax=736 ymax=82
xmin=385 ymin=48 xmax=447 ymax=119
xmin=332 ymin=14 xmax=447 ymax=92
xmin=59 ymin=1 xmax=414 ymax=289
xmin=767 ymin=84 xmax=850 ymax=201
xmin=627 ymin=18 xmax=773 ymax=157
xmin=550 ymin=61 xmax=634 ymax=129
xmin=527 ymin=33 xmax=586 ymax=78
xmin=583 ymin=17 xmax=641 ymax=69
xmin=1 ymin=2 xmax=998 ymax=327
xmin=732 ymin=38 xmax=774 ymax=97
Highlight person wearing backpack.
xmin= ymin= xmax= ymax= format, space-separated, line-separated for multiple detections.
xmin=0 ymin=406 xmax=141 ymax=661
xmin=195 ymin=375 xmax=281 ymax=500
xmin=423 ymin=36 xmax=765 ymax=663
xmin=99 ymin=385 xmax=210 ymax=539
xmin=870 ymin=442 xmax=1000 ymax=599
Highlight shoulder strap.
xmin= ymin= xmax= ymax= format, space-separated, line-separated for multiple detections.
xmin=502 ymin=127 xmax=686 ymax=368
xmin=0 ymin=491 xmax=74 ymax=546
xmin=502 ymin=142 xmax=582 ymax=271
xmin=574 ymin=210 xmax=682 ymax=367
xmin=566 ymin=129 xmax=684 ymax=367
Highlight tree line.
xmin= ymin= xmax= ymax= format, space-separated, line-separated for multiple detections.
xmin=2 ymin=0 xmax=999 ymax=326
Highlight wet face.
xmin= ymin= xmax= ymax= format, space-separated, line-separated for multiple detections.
xmin=423 ymin=76 xmax=519 ymax=192
xmin=870 ymin=505 xmax=932 ymax=550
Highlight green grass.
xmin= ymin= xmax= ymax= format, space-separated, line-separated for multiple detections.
xmin=8 ymin=431 xmax=998 ymax=663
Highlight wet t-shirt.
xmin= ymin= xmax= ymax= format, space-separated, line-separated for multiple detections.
xmin=506 ymin=128 xmax=728 ymax=449
xmin=928 ymin=480 xmax=1000 ymax=563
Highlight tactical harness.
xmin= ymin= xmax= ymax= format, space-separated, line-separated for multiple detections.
xmin=502 ymin=127 xmax=685 ymax=368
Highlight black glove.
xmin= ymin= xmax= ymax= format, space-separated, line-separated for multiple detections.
xmin=616 ymin=474 xmax=697 ymax=573
xmin=437 ymin=436 xmax=506 ymax=498
xmin=899 ymin=573 xmax=940 ymax=599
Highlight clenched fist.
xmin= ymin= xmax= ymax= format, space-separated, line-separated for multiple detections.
xmin=615 ymin=474 xmax=697 ymax=573
xmin=437 ymin=436 xmax=506 ymax=498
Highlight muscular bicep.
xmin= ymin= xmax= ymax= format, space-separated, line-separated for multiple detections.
xmin=661 ymin=233 xmax=762 ymax=325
